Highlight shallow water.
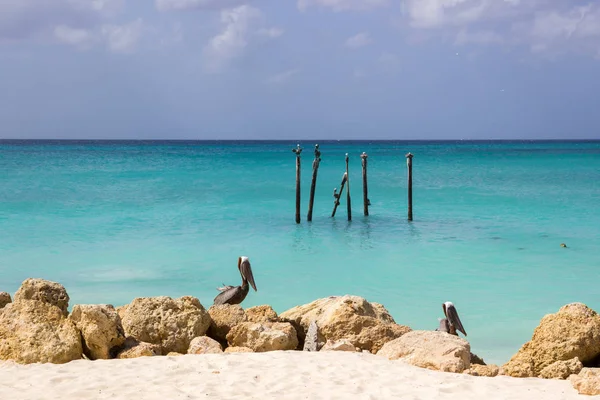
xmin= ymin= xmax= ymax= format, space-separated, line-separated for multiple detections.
xmin=1 ymin=140 xmax=599 ymax=364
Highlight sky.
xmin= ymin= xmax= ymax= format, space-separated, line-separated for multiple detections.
xmin=0 ymin=0 xmax=599 ymax=140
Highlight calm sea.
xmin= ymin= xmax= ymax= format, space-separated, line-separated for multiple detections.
xmin=1 ymin=140 xmax=599 ymax=364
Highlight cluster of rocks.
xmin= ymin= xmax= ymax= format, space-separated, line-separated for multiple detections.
xmin=1 ymin=279 xmax=600 ymax=395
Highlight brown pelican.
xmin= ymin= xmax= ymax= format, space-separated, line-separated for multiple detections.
xmin=213 ymin=256 xmax=257 ymax=305
xmin=437 ymin=301 xmax=467 ymax=337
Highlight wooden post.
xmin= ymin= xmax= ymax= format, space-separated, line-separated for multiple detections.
xmin=406 ymin=152 xmax=413 ymax=221
xmin=346 ymin=153 xmax=352 ymax=221
xmin=307 ymin=144 xmax=321 ymax=222
xmin=293 ymin=144 xmax=303 ymax=224
xmin=331 ymin=173 xmax=347 ymax=218
xmin=361 ymin=152 xmax=370 ymax=216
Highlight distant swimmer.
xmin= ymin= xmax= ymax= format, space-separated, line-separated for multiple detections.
xmin=213 ymin=256 xmax=257 ymax=305
xmin=436 ymin=301 xmax=467 ymax=337
xmin=561 ymin=243 xmax=568 ymax=248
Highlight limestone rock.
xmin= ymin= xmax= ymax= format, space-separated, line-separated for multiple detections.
xmin=570 ymin=368 xmax=600 ymax=396
xmin=226 ymin=322 xmax=298 ymax=352
xmin=188 ymin=336 xmax=223 ymax=354
xmin=539 ymin=357 xmax=583 ymax=380
xmin=303 ymin=320 xmax=322 ymax=352
xmin=14 ymin=278 xmax=70 ymax=316
xmin=116 ymin=337 xmax=160 ymax=359
xmin=208 ymin=304 xmax=246 ymax=343
xmin=321 ymin=339 xmax=357 ymax=352
xmin=464 ymin=364 xmax=500 ymax=377
xmin=502 ymin=303 xmax=600 ymax=378
xmin=470 ymin=352 xmax=486 ymax=365
xmin=245 ymin=305 xmax=279 ymax=323
xmin=378 ymin=330 xmax=471 ymax=373
xmin=225 ymin=346 xmax=254 ymax=353
xmin=69 ymin=304 xmax=126 ymax=360
xmin=120 ymin=296 xmax=211 ymax=354
xmin=280 ymin=295 xmax=411 ymax=353
xmin=0 ymin=301 xmax=82 ymax=364
xmin=0 ymin=292 xmax=11 ymax=309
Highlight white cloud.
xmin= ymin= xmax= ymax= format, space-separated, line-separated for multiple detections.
xmin=54 ymin=25 xmax=94 ymax=48
xmin=156 ymin=0 xmax=248 ymax=12
xmin=101 ymin=19 xmax=144 ymax=53
xmin=258 ymin=27 xmax=284 ymax=38
xmin=266 ymin=68 xmax=300 ymax=84
xmin=345 ymin=32 xmax=372 ymax=48
xmin=298 ymin=0 xmax=389 ymax=12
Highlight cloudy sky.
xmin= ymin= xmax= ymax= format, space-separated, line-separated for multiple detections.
xmin=1 ymin=0 xmax=599 ymax=139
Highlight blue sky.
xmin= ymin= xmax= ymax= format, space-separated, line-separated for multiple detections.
xmin=0 ymin=0 xmax=599 ymax=140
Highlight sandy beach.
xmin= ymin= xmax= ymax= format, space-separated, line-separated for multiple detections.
xmin=0 ymin=351 xmax=595 ymax=400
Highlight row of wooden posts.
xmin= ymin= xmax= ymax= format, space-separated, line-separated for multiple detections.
xmin=292 ymin=144 xmax=414 ymax=223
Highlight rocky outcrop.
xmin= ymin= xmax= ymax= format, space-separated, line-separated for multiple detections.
xmin=0 ymin=279 xmax=82 ymax=364
xmin=539 ymin=358 xmax=583 ymax=380
xmin=0 ymin=292 xmax=11 ymax=309
xmin=120 ymin=296 xmax=211 ymax=354
xmin=378 ymin=330 xmax=471 ymax=373
xmin=570 ymin=368 xmax=600 ymax=396
xmin=208 ymin=304 xmax=247 ymax=343
xmin=280 ymin=295 xmax=411 ymax=353
xmin=225 ymin=346 xmax=254 ymax=353
xmin=246 ymin=305 xmax=279 ymax=323
xmin=464 ymin=364 xmax=500 ymax=377
xmin=321 ymin=339 xmax=357 ymax=352
xmin=69 ymin=304 xmax=126 ymax=360
xmin=502 ymin=303 xmax=600 ymax=378
xmin=226 ymin=322 xmax=298 ymax=352
xmin=14 ymin=278 xmax=70 ymax=316
xmin=303 ymin=321 xmax=322 ymax=352
xmin=116 ymin=337 xmax=161 ymax=359
xmin=188 ymin=336 xmax=223 ymax=354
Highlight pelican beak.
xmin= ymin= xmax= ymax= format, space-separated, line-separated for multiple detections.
xmin=239 ymin=256 xmax=257 ymax=291
xmin=445 ymin=302 xmax=467 ymax=337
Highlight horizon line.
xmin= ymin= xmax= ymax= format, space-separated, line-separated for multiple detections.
xmin=1 ymin=138 xmax=599 ymax=143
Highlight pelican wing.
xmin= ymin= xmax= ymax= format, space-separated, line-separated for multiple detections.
xmin=213 ymin=286 xmax=241 ymax=305
xmin=217 ymin=284 xmax=235 ymax=293
xmin=437 ymin=318 xmax=450 ymax=333
xmin=240 ymin=257 xmax=257 ymax=291
xmin=445 ymin=303 xmax=467 ymax=336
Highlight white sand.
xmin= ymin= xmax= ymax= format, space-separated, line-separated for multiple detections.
xmin=0 ymin=352 xmax=595 ymax=399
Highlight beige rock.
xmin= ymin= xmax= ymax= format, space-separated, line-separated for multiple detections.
xmin=464 ymin=364 xmax=500 ymax=377
xmin=570 ymin=368 xmax=600 ymax=396
xmin=245 ymin=305 xmax=279 ymax=322
xmin=377 ymin=330 xmax=471 ymax=373
xmin=0 ymin=301 xmax=82 ymax=364
xmin=120 ymin=296 xmax=211 ymax=354
xmin=69 ymin=304 xmax=126 ymax=360
xmin=188 ymin=336 xmax=223 ymax=354
xmin=224 ymin=346 xmax=254 ymax=353
xmin=116 ymin=305 xmax=127 ymax=320
xmin=0 ymin=292 xmax=11 ymax=309
xmin=539 ymin=357 xmax=583 ymax=380
xmin=13 ymin=278 xmax=70 ymax=316
xmin=280 ymin=295 xmax=411 ymax=353
xmin=226 ymin=322 xmax=298 ymax=352
xmin=208 ymin=304 xmax=246 ymax=343
xmin=116 ymin=337 xmax=160 ymax=359
xmin=321 ymin=339 xmax=357 ymax=352
xmin=502 ymin=303 xmax=600 ymax=378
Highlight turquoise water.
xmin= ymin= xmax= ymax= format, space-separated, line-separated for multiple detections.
xmin=1 ymin=140 xmax=599 ymax=364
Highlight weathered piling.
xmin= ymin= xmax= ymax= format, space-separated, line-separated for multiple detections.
xmin=406 ymin=152 xmax=413 ymax=221
xmin=307 ymin=144 xmax=321 ymax=222
xmin=293 ymin=144 xmax=303 ymax=224
xmin=346 ymin=153 xmax=352 ymax=221
xmin=331 ymin=173 xmax=347 ymax=218
xmin=361 ymin=152 xmax=370 ymax=216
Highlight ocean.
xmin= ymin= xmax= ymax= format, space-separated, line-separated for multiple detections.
xmin=1 ymin=140 xmax=599 ymax=365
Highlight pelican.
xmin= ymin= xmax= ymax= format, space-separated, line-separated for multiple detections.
xmin=213 ymin=256 xmax=257 ymax=305
xmin=437 ymin=301 xmax=467 ymax=337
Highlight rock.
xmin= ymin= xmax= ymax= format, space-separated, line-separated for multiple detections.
xmin=245 ymin=305 xmax=279 ymax=322
xmin=120 ymin=296 xmax=211 ymax=354
xmin=570 ymin=368 xmax=600 ymax=396
xmin=188 ymin=336 xmax=223 ymax=354
xmin=502 ymin=303 xmax=600 ymax=378
xmin=208 ymin=304 xmax=247 ymax=343
xmin=226 ymin=322 xmax=298 ymax=352
xmin=224 ymin=346 xmax=254 ymax=353
xmin=321 ymin=339 xmax=357 ymax=352
xmin=377 ymin=330 xmax=471 ymax=373
xmin=303 ymin=320 xmax=321 ymax=352
xmin=470 ymin=352 xmax=486 ymax=365
xmin=0 ymin=300 xmax=82 ymax=364
xmin=13 ymin=278 xmax=70 ymax=316
xmin=0 ymin=292 xmax=11 ymax=309
xmin=69 ymin=304 xmax=126 ymax=360
xmin=464 ymin=364 xmax=500 ymax=377
xmin=116 ymin=337 xmax=160 ymax=359
xmin=539 ymin=357 xmax=583 ymax=380
xmin=280 ymin=295 xmax=411 ymax=353
xmin=116 ymin=305 xmax=127 ymax=320
xmin=167 ymin=352 xmax=184 ymax=356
